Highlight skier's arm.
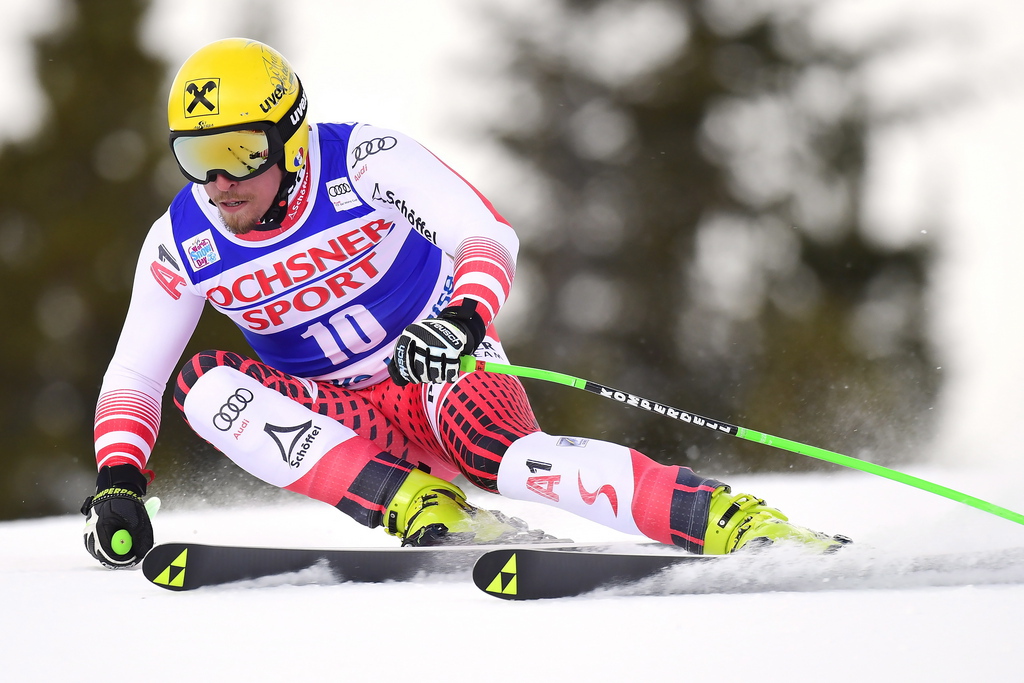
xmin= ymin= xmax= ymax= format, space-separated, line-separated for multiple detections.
xmin=83 ymin=212 xmax=205 ymax=569
xmin=350 ymin=125 xmax=518 ymax=337
xmin=94 ymin=211 xmax=206 ymax=473
xmin=350 ymin=126 xmax=517 ymax=384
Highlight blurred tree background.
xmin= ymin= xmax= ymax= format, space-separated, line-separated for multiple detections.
xmin=0 ymin=0 xmax=949 ymax=520
xmin=483 ymin=0 xmax=944 ymax=474
xmin=0 ymin=0 xmax=253 ymax=519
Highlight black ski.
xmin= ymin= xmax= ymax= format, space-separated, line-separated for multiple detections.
xmin=473 ymin=547 xmax=715 ymax=599
xmin=146 ymin=540 xmax=1024 ymax=596
xmin=142 ymin=541 xmax=587 ymax=591
xmin=473 ymin=545 xmax=1024 ymax=600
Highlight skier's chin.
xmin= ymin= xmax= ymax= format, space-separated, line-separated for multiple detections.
xmin=219 ymin=209 xmax=260 ymax=235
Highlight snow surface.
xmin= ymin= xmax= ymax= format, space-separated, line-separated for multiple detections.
xmin=6 ymin=467 xmax=1024 ymax=682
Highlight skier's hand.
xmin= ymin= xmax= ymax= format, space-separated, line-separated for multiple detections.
xmin=388 ymin=306 xmax=484 ymax=386
xmin=81 ymin=464 xmax=154 ymax=569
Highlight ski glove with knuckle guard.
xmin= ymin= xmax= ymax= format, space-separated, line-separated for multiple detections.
xmin=388 ymin=305 xmax=486 ymax=386
xmin=81 ymin=464 xmax=154 ymax=569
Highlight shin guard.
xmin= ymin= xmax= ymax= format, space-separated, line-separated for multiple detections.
xmin=496 ymin=432 xmax=723 ymax=551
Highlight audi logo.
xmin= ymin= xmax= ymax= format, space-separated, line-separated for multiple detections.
xmin=328 ymin=181 xmax=351 ymax=197
xmin=351 ymin=136 xmax=397 ymax=167
xmin=212 ymin=388 xmax=254 ymax=431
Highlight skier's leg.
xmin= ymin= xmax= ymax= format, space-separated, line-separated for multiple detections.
xmin=495 ymin=433 xmax=714 ymax=548
xmin=173 ymin=350 xmax=454 ymax=530
xmin=363 ymin=337 xmax=559 ymax=544
xmin=373 ymin=336 xmax=843 ymax=552
xmin=384 ymin=339 xmax=728 ymax=549
xmin=393 ymin=338 xmax=844 ymax=553
xmin=496 ymin=433 xmax=846 ymax=553
xmin=370 ymin=338 xmax=717 ymax=547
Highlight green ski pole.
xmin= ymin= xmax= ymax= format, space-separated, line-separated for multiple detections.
xmin=460 ymin=356 xmax=1024 ymax=527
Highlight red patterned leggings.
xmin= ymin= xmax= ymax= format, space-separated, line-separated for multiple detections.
xmin=173 ymin=349 xmax=540 ymax=527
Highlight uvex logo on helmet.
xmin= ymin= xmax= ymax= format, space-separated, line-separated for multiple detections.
xmin=260 ymin=84 xmax=287 ymax=113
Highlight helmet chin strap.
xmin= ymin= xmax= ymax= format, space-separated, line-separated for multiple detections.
xmin=251 ymin=163 xmax=299 ymax=231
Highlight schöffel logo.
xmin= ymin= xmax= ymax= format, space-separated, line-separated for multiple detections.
xmin=370 ymin=183 xmax=436 ymax=244
xmin=184 ymin=79 xmax=219 ymax=117
xmin=182 ymin=229 xmax=220 ymax=271
xmin=324 ymin=176 xmax=360 ymax=212
xmin=264 ymin=421 xmax=322 ymax=468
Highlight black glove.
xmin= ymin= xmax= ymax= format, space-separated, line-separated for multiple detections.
xmin=388 ymin=305 xmax=485 ymax=386
xmin=81 ymin=464 xmax=154 ymax=569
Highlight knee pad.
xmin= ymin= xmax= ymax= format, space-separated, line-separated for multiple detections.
xmin=496 ymin=432 xmax=642 ymax=535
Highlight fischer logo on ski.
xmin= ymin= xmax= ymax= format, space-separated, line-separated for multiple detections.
xmin=152 ymin=548 xmax=188 ymax=588
xmin=483 ymin=553 xmax=519 ymax=596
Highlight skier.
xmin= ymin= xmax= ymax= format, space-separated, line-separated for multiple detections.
xmin=82 ymin=38 xmax=847 ymax=569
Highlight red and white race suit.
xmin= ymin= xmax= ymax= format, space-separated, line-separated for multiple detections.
xmin=93 ymin=121 xmax=723 ymax=550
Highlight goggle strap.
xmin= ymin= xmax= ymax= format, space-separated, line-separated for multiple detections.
xmin=273 ymin=79 xmax=306 ymax=147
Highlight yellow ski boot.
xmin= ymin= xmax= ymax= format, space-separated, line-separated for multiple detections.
xmin=703 ymin=487 xmax=850 ymax=555
xmin=385 ymin=469 xmax=554 ymax=546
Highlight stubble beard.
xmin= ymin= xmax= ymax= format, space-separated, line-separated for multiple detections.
xmin=213 ymin=194 xmax=261 ymax=235
xmin=221 ymin=213 xmax=258 ymax=235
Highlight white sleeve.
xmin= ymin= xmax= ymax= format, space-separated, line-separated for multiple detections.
xmin=94 ymin=212 xmax=206 ymax=470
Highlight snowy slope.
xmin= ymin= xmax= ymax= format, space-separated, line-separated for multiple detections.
xmin=5 ymin=468 xmax=1024 ymax=683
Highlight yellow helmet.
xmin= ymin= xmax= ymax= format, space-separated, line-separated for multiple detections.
xmin=167 ymin=38 xmax=309 ymax=184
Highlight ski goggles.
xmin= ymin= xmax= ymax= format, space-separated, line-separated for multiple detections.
xmin=169 ymin=80 xmax=306 ymax=184
xmin=170 ymin=122 xmax=284 ymax=184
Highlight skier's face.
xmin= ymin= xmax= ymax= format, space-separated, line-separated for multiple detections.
xmin=203 ymin=164 xmax=284 ymax=235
